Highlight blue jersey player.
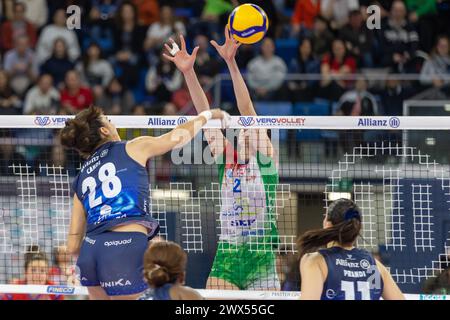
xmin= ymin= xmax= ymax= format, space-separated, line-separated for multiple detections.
xmin=61 ymin=105 xmax=229 ymax=299
xmin=297 ymin=198 xmax=405 ymax=300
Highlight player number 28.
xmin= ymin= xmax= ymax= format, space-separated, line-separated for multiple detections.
xmin=82 ymin=162 xmax=122 ymax=208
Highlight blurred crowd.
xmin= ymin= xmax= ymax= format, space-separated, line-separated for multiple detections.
xmin=0 ymin=0 xmax=449 ymax=118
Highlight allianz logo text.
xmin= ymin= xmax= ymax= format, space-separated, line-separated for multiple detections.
xmin=357 ymin=117 xmax=400 ymax=128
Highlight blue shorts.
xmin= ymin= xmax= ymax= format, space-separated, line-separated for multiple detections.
xmin=76 ymin=231 xmax=149 ymax=296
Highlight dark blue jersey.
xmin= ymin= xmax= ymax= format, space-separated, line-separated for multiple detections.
xmin=72 ymin=141 xmax=159 ymax=238
xmin=318 ymin=247 xmax=384 ymax=300
xmin=138 ymin=284 xmax=173 ymax=300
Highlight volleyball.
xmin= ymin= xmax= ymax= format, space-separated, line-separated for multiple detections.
xmin=228 ymin=3 xmax=269 ymax=45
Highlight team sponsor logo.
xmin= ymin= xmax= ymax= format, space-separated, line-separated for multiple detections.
xmin=85 ymin=236 xmax=96 ymax=245
xmin=100 ymin=205 xmax=112 ymax=217
xmin=420 ymin=294 xmax=447 ymax=300
xmin=34 ymin=116 xmax=51 ymax=126
xmin=241 ymin=229 xmax=265 ymax=236
xmin=336 ymin=259 xmax=360 ymax=268
xmin=360 ymin=259 xmax=371 ymax=270
xmin=47 ymin=286 xmax=75 ymax=294
xmin=256 ymin=117 xmax=306 ymax=127
xmin=100 ymin=149 xmax=108 ymax=158
xmin=230 ymin=218 xmax=256 ymax=227
xmin=238 ymin=117 xmax=306 ymax=127
xmin=325 ymin=289 xmax=336 ymax=299
xmin=177 ymin=116 xmax=188 ymax=125
xmin=34 ymin=116 xmax=71 ymax=127
xmin=238 ymin=117 xmax=255 ymax=127
xmin=104 ymin=238 xmax=132 ymax=247
xmin=100 ymin=278 xmax=132 ymax=288
xmin=357 ymin=117 xmax=400 ymax=128
xmin=389 ymin=117 xmax=400 ymax=128
xmin=148 ymin=117 xmax=177 ymax=126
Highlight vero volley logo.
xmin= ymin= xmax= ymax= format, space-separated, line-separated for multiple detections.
xmin=47 ymin=286 xmax=75 ymax=294
xmin=35 ymin=116 xmax=71 ymax=127
xmin=238 ymin=117 xmax=255 ymax=127
xmin=34 ymin=116 xmax=51 ymax=126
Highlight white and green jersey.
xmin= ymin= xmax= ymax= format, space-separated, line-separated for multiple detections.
xmin=217 ymin=150 xmax=279 ymax=248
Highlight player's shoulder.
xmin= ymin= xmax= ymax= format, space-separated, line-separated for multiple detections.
xmin=171 ymin=285 xmax=203 ymax=300
xmin=300 ymin=252 xmax=325 ymax=267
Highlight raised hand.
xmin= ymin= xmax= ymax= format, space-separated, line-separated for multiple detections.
xmin=210 ymin=25 xmax=241 ymax=63
xmin=163 ymin=34 xmax=199 ymax=74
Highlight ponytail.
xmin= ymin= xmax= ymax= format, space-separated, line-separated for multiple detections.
xmin=297 ymin=198 xmax=362 ymax=259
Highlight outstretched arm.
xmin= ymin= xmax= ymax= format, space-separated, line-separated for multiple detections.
xmin=126 ymin=109 xmax=228 ymax=166
xmin=162 ymin=35 xmax=226 ymax=157
xmin=211 ymin=27 xmax=273 ymax=157
xmin=210 ymin=27 xmax=255 ymax=116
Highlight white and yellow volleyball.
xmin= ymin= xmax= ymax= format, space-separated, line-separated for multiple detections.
xmin=228 ymin=3 xmax=269 ymax=45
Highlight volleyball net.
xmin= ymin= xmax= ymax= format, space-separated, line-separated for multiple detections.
xmin=0 ymin=114 xmax=450 ymax=300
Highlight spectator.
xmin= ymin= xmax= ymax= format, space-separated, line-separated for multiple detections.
xmin=40 ymin=38 xmax=76 ymax=89
xmin=60 ymin=70 xmax=93 ymax=114
xmin=146 ymin=50 xmax=183 ymax=114
xmin=3 ymin=35 xmax=38 ymax=96
xmin=89 ymin=0 xmax=121 ymax=22
xmin=335 ymin=76 xmax=380 ymax=116
xmin=76 ymin=43 xmax=114 ymax=100
xmin=16 ymin=0 xmax=48 ymax=28
xmin=144 ymin=6 xmax=186 ymax=65
xmin=97 ymin=77 xmax=135 ymax=115
xmin=23 ymin=74 xmax=60 ymax=115
xmin=319 ymin=38 xmax=357 ymax=101
xmin=2 ymin=248 xmax=64 ymax=300
xmin=309 ymin=15 xmax=334 ymax=59
xmin=247 ymin=38 xmax=288 ymax=100
xmin=0 ymin=70 xmax=21 ymax=115
xmin=0 ymin=142 xmax=27 ymax=176
xmin=139 ymin=241 xmax=202 ymax=300
xmin=422 ymin=253 xmax=450 ymax=295
xmin=0 ymin=1 xmax=37 ymax=53
xmin=291 ymin=0 xmax=321 ymax=37
xmin=405 ymin=0 xmax=438 ymax=52
xmin=193 ymin=34 xmax=221 ymax=87
xmin=36 ymin=9 xmax=81 ymax=65
xmin=235 ymin=44 xmax=256 ymax=70
xmin=132 ymin=0 xmax=160 ymax=26
xmin=201 ymin=0 xmax=235 ymax=23
xmin=288 ymin=38 xmax=321 ymax=102
xmin=172 ymin=79 xmax=213 ymax=114
xmin=111 ymin=1 xmax=146 ymax=89
xmin=419 ymin=35 xmax=450 ymax=98
xmin=339 ymin=9 xmax=375 ymax=68
xmin=48 ymin=245 xmax=76 ymax=286
xmin=321 ymin=0 xmax=360 ymax=30
xmin=378 ymin=0 xmax=419 ymax=72
xmin=238 ymin=0 xmax=279 ymax=38
xmin=376 ymin=75 xmax=413 ymax=116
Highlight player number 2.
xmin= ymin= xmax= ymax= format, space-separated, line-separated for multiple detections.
xmin=82 ymin=162 xmax=122 ymax=208
xmin=233 ymin=179 xmax=241 ymax=193
xmin=341 ymin=281 xmax=370 ymax=300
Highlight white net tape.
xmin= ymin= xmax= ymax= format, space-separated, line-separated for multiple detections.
xmin=0 ymin=285 xmax=448 ymax=300
xmin=1 ymin=115 xmax=450 ymax=299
